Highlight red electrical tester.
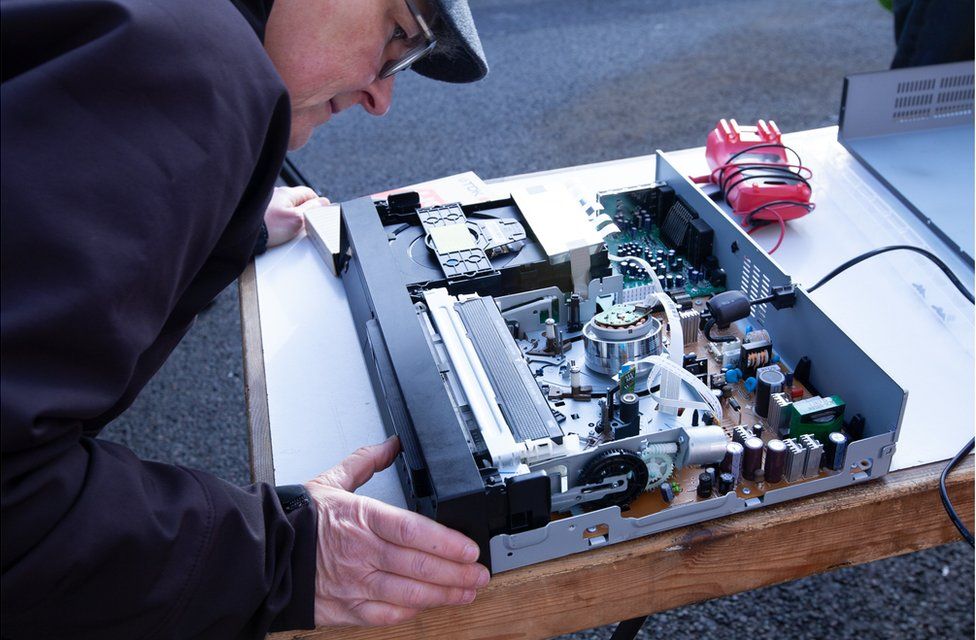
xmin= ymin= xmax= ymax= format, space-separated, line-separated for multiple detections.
xmin=695 ymin=119 xmax=815 ymax=254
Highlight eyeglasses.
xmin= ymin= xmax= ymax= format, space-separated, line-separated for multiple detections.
xmin=379 ymin=0 xmax=438 ymax=79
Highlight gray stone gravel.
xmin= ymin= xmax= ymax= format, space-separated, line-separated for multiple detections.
xmin=101 ymin=0 xmax=975 ymax=637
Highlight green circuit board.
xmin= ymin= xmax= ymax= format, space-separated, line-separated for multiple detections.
xmin=599 ymin=190 xmax=726 ymax=298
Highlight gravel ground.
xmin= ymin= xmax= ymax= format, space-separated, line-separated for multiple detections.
xmin=101 ymin=0 xmax=975 ymax=637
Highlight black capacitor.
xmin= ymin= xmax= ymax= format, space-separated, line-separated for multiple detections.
xmin=751 ymin=424 xmax=764 ymax=439
xmin=710 ymin=268 xmax=728 ymax=287
xmin=755 ymin=368 xmax=786 ymax=418
xmin=665 ymin=274 xmax=675 ymax=289
xmin=619 ymin=392 xmax=640 ymax=431
xmin=660 ymin=483 xmax=675 ymax=503
xmin=656 ymin=249 xmax=666 ymax=261
xmin=697 ymin=472 xmax=713 ymax=498
xmin=824 ymin=431 xmax=849 ymax=471
xmin=765 ymin=438 xmax=787 ymax=483
xmin=673 ymin=274 xmax=685 ymax=288
xmin=567 ymin=293 xmax=582 ymax=332
xmin=718 ymin=472 xmax=735 ymax=495
xmin=674 ymin=257 xmax=684 ymax=271
xmin=742 ymin=436 xmax=764 ymax=481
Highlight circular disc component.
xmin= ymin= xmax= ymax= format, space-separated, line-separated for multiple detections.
xmin=578 ymin=448 xmax=649 ymax=509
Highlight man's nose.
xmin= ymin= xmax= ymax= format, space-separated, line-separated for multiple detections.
xmin=360 ymin=76 xmax=394 ymax=116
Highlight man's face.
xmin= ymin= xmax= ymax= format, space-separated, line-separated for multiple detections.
xmin=264 ymin=0 xmax=432 ymax=150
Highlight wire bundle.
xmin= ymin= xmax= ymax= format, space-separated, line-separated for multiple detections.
xmin=697 ymin=142 xmax=815 ymax=254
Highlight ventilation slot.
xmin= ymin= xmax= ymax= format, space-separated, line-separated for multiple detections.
xmin=739 ymin=257 xmax=772 ymax=323
xmin=892 ymin=72 xmax=974 ymax=123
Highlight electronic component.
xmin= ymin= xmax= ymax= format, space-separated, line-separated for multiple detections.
xmin=754 ymin=367 xmax=786 ymax=417
xmin=618 ymin=362 xmax=637 ymax=396
xmin=799 ymin=434 xmax=824 ymax=477
xmin=679 ymin=309 xmax=701 ymax=346
xmin=788 ymin=395 xmax=846 ymax=440
xmin=767 ymin=392 xmax=793 ymax=437
xmin=682 ymin=354 xmax=709 ymax=383
xmin=697 ymin=472 xmax=713 ymax=498
xmin=717 ymin=472 xmax=735 ymax=495
xmin=783 ymin=438 xmax=806 ymax=483
xmin=740 ymin=329 xmax=773 ymax=376
xmin=742 ymin=436 xmax=764 ymax=481
xmin=823 ymin=432 xmax=849 ymax=471
xmin=660 ymin=483 xmax=675 ymax=504
xmin=765 ymin=439 xmax=787 ymax=483
xmin=705 ymin=290 xmax=751 ymax=329
xmin=732 ymin=425 xmax=752 ymax=445
xmin=583 ymin=303 xmax=663 ymax=376
xmin=721 ymin=442 xmax=744 ymax=483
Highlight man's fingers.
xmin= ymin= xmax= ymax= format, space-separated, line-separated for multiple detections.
xmin=364 ymin=572 xmax=477 ymax=610
xmin=282 ymin=185 xmax=319 ymax=206
xmin=365 ymin=499 xmax=481 ymax=563
xmin=377 ymin=542 xmax=490 ymax=588
xmin=322 ymin=436 xmax=401 ymax=491
xmin=348 ymin=601 xmax=419 ymax=627
xmin=296 ymin=196 xmax=331 ymax=214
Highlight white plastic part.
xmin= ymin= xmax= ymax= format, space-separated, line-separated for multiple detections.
xmin=424 ymin=289 xmax=524 ymax=473
xmin=642 ymin=354 xmax=724 ymax=422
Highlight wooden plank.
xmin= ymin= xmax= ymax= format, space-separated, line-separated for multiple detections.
xmin=270 ymin=457 xmax=973 ymax=640
xmin=239 ymin=261 xmax=275 ymax=484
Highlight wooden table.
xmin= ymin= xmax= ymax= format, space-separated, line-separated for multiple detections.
xmin=260 ymin=459 xmax=972 ymax=640
xmin=240 ymin=128 xmax=975 ymax=639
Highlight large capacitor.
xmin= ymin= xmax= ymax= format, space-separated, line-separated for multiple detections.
xmin=720 ymin=442 xmax=744 ymax=482
xmin=765 ymin=439 xmax=788 ymax=483
xmin=755 ymin=367 xmax=786 ymax=418
xmin=742 ymin=436 xmax=764 ymax=481
xmin=823 ymin=431 xmax=849 ymax=471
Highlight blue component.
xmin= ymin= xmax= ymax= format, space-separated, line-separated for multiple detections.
xmin=746 ymin=324 xmax=754 ymax=334
xmin=771 ymin=354 xmax=781 ymax=364
xmin=725 ymin=368 xmax=742 ymax=384
xmin=744 ymin=376 xmax=758 ymax=392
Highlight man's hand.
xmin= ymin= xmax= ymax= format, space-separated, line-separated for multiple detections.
xmin=305 ymin=437 xmax=490 ymax=628
xmin=264 ymin=185 xmax=330 ymax=248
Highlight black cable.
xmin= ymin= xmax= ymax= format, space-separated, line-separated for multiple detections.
xmin=940 ymin=437 xmax=974 ymax=547
xmin=703 ymin=317 xmax=737 ymax=343
xmin=806 ymin=245 xmax=974 ymax=305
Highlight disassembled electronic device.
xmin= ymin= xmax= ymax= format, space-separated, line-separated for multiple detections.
xmin=337 ymin=153 xmax=905 ymax=572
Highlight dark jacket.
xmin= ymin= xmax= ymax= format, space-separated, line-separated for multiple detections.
xmin=1 ymin=0 xmax=317 ymax=637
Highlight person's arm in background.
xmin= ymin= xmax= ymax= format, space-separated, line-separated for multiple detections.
xmin=0 ymin=1 xmax=486 ymax=638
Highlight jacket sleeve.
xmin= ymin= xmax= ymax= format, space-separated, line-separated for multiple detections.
xmin=0 ymin=1 xmax=317 ymax=637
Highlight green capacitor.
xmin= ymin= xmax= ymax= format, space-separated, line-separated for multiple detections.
xmin=787 ymin=395 xmax=845 ymax=440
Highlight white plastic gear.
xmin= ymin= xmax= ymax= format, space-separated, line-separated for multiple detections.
xmin=640 ymin=443 xmax=678 ymax=490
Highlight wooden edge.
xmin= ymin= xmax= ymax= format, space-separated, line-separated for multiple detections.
xmin=270 ymin=457 xmax=974 ymax=640
xmin=239 ymin=261 xmax=275 ymax=485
